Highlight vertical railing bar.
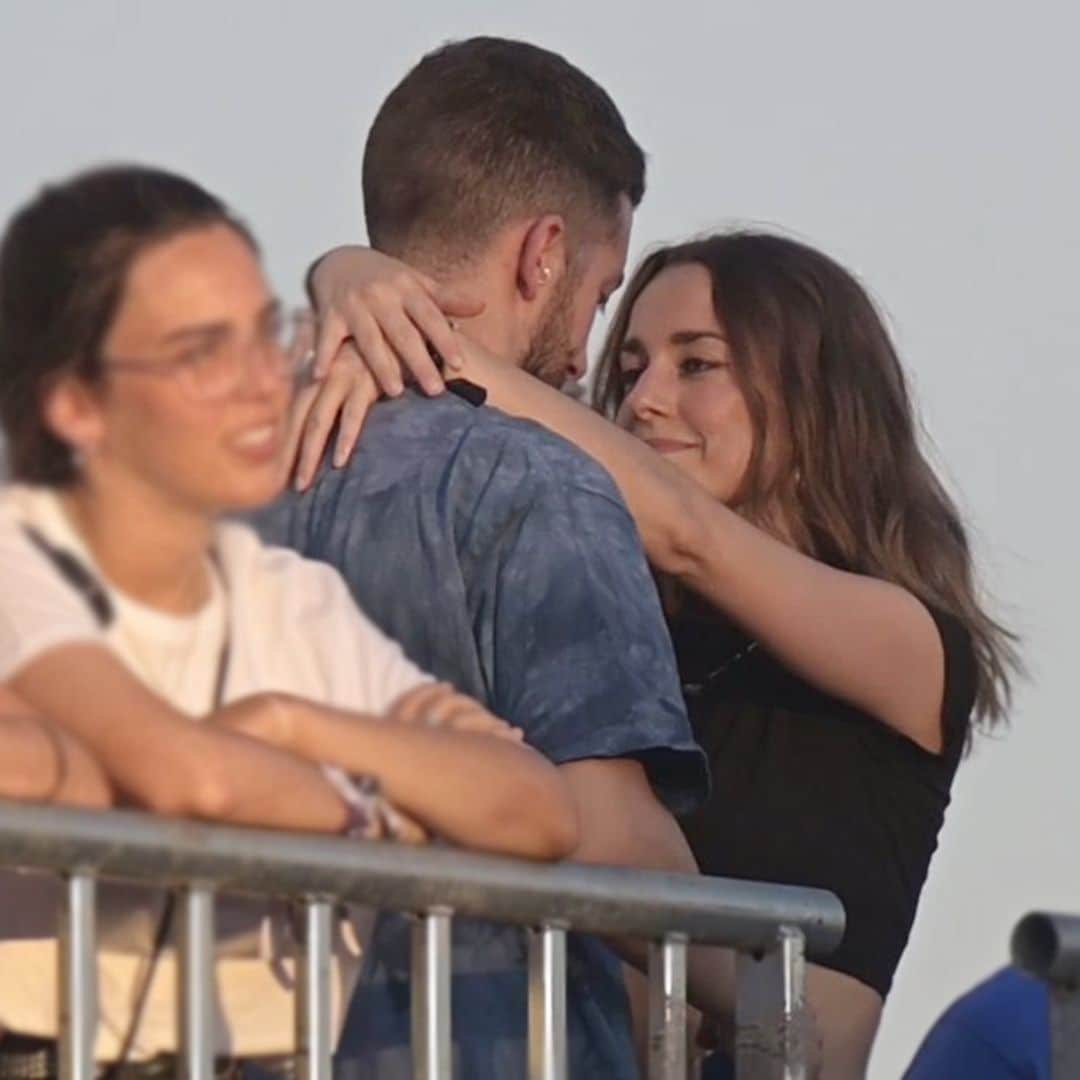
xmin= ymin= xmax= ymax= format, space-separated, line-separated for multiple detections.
xmin=1050 ymin=983 xmax=1080 ymax=1080
xmin=528 ymin=920 xmax=567 ymax=1080
xmin=178 ymin=884 xmax=216 ymax=1080
xmin=648 ymin=932 xmax=688 ymax=1080
xmin=411 ymin=906 xmax=452 ymax=1080
xmin=58 ymin=871 xmax=97 ymax=1080
xmin=734 ymin=924 xmax=808 ymax=1080
xmin=295 ymin=897 xmax=334 ymax=1080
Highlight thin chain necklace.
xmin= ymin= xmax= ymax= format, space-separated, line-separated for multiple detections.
xmin=682 ymin=639 xmax=760 ymax=698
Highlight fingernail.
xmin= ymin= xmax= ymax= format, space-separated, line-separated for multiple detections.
xmin=448 ymin=354 xmax=465 ymax=371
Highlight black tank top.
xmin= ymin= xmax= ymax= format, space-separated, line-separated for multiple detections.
xmin=672 ymin=601 xmax=976 ymax=998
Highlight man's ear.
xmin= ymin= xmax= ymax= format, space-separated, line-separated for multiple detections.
xmin=515 ymin=214 xmax=568 ymax=302
xmin=42 ymin=374 xmax=106 ymax=461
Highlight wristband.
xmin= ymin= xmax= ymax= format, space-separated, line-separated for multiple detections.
xmin=427 ymin=340 xmax=487 ymax=407
xmin=323 ymin=765 xmax=382 ymax=838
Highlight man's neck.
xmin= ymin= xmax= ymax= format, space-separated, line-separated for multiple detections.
xmin=454 ymin=305 xmax=518 ymax=361
xmin=398 ymin=247 xmax=522 ymax=364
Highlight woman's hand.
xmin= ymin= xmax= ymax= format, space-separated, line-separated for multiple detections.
xmin=386 ymin=683 xmax=525 ymax=743
xmin=212 ymin=693 xmax=433 ymax=844
xmin=309 ymin=246 xmax=483 ymax=392
xmin=208 ymin=693 xmax=302 ymax=752
xmin=286 ymin=246 xmax=485 ymax=488
xmin=286 ymin=341 xmax=381 ymax=489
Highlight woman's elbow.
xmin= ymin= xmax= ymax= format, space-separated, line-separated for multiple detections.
xmin=187 ymin=769 xmax=239 ymax=821
xmin=139 ymin=762 xmax=236 ymax=822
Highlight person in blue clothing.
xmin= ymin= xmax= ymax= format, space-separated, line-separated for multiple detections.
xmin=905 ymin=967 xmax=1050 ymax=1078
xmin=254 ymin=38 xmax=709 ymax=1079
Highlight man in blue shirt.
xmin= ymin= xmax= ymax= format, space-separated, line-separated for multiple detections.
xmin=256 ymin=38 xmax=708 ymax=1079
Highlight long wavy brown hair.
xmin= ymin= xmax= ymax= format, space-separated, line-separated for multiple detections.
xmin=594 ymin=231 xmax=1018 ymax=733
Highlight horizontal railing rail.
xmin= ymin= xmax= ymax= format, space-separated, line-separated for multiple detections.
xmin=1013 ymin=912 xmax=1080 ymax=986
xmin=1013 ymin=911 xmax=1080 ymax=1079
xmin=0 ymin=800 xmax=845 ymax=1079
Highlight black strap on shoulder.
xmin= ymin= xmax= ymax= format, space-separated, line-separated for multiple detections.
xmin=21 ymin=525 xmax=113 ymax=627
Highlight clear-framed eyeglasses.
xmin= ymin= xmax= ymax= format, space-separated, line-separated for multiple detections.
xmin=100 ymin=306 xmax=316 ymax=404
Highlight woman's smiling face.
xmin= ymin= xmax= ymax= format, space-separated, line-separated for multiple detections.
xmin=615 ymin=262 xmax=756 ymax=505
xmin=52 ymin=224 xmax=294 ymax=516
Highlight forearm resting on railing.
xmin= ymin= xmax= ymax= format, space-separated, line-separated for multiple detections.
xmin=0 ymin=702 xmax=113 ymax=809
xmin=8 ymin=646 xmax=350 ymax=832
xmin=281 ymin=700 xmax=580 ymax=860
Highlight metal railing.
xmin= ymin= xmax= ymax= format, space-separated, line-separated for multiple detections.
xmin=1012 ymin=911 xmax=1080 ymax=1079
xmin=0 ymin=801 xmax=845 ymax=1079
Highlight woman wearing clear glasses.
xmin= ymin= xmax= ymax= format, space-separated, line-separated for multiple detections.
xmin=0 ymin=165 xmax=577 ymax=1075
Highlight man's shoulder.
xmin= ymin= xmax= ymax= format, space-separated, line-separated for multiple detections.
xmin=216 ymin=519 xmax=349 ymax=601
xmin=358 ymin=391 xmax=624 ymax=504
xmin=252 ymin=391 xmax=633 ymax=556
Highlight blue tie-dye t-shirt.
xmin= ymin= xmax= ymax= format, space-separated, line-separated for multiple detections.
xmin=253 ymin=389 xmax=707 ymax=1079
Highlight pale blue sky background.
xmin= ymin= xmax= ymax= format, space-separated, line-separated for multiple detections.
xmin=1 ymin=2 xmax=1076 ymax=1074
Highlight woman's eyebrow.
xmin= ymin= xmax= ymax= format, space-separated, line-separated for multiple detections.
xmin=669 ymin=330 xmax=727 ymax=345
xmin=158 ymin=321 xmax=229 ymax=346
xmin=619 ymin=337 xmax=647 ymax=359
xmin=158 ymin=300 xmax=280 ymax=345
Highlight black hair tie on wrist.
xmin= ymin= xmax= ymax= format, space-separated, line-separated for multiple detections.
xmin=428 ymin=341 xmax=487 ymax=407
xmin=445 ymin=377 xmax=487 ymax=407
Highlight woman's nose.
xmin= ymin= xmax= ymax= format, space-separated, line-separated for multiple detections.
xmin=627 ymin=365 xmax=674 ymax=419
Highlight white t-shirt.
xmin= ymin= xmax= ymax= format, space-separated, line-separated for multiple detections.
xmin=0 ymin=485 xmax=430 ymax=1060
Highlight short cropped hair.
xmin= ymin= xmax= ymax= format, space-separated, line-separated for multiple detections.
xmin=0 ymin=165 xmax=253 ymax=485
xmin=362 ymin=37 xmax=646 ymax=264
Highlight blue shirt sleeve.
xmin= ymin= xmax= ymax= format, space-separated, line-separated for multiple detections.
xmin=456 ymin=423 xmax=709 ymax=816
xmin=249 ymin=393 xmax=708 ymax=816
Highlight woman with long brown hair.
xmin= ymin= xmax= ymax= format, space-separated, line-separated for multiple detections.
xmin=294 ymin=230 xmax=1019 ymax=1076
